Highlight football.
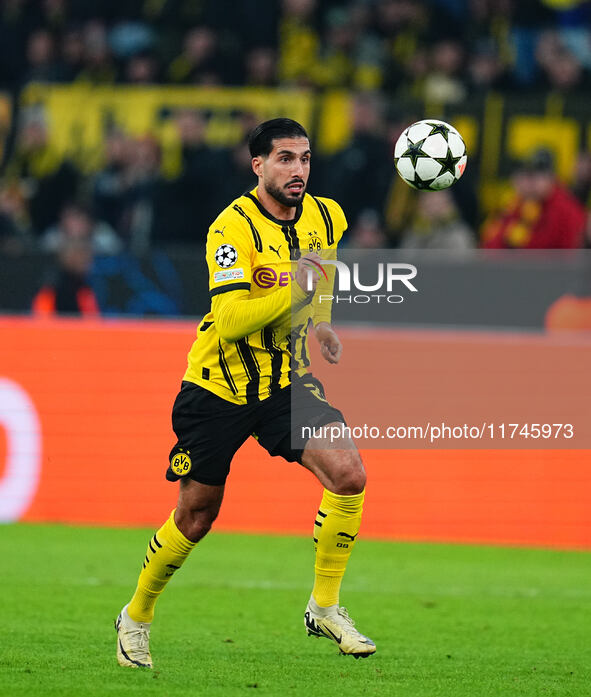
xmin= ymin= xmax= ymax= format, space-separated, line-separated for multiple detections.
xmin=394 ymin=119 xmax=467 ymax=191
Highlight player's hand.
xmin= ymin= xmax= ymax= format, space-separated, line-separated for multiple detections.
xmin=295 ymin=253 xmax=324 ymax=295
xmin=315 ymin=322 xmax=342 ymax=364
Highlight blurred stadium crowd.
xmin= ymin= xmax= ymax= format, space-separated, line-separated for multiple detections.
xmin=1 ymin=0 xmax=591 ymax=315
xmin=2 ymin=0 xmax=591 ymax=93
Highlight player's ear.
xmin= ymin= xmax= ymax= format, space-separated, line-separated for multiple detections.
xmin=252 ymin=156 xmax=264 ymax=177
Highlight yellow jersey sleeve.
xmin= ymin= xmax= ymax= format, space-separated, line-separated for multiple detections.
xmin=206 ymin=210 xmax=253 ymax=297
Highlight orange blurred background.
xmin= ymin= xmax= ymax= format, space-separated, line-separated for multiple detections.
xmin=0 ymin=317 xmax=590 ymax=549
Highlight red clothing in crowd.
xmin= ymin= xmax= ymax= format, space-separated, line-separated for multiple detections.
xmin=32 ymin=271 xmax=100 ymax=317
xmin=482 ymin=183 xmax=586 ymax=249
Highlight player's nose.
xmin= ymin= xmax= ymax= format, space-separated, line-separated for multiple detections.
xmin=291 ymin=160 xmax=305 ymax=176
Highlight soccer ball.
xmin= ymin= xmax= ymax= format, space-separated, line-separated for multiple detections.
xmin=394 ymin=119 xmax=467 ymax=191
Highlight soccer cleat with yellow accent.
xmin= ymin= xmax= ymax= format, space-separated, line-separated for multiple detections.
xmin=115 ymin=604 xmax=153 ymax=668
xmin=304 ymin=597 xmax=376 ymax=658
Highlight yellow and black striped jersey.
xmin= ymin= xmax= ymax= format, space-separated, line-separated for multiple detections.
xmin=183 ymin=188 xmax=346 ymax=405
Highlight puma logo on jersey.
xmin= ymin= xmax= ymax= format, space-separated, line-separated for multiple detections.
xmin=269 ymin=244 xmax=282 ymax=258
xmin=214 ymin=226 xmax=226 ymax=236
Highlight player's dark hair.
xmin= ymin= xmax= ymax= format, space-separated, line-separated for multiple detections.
xmin=248 ymin=118 xmax=309 ymax=158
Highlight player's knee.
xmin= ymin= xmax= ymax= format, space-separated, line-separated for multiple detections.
xmin=333 ymin=452 xmax=366 ymax=495
xmin=337 ymin=467 xmax=366 ymax=495
xmin=177 ymin=505 xmax=219 ymax=543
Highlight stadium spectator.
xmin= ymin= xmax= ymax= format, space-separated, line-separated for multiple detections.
xmin=466 ymin=40 xmax=515 ymax=94
xmin=423 ymin=40 xmax=467 ymax=105
xmin=0 ymin=182 xmax=32 ymax=255
xmin=153 ymin=110 xmax=228 ymax=243
xmin=32 ymin=233 xmax=99 ymax=317
xmin=399 ymin=190 xmax=476 ymax=250
xmin=481 ymin=149 xmax=586 ymax=249
xmin=0 ymin=0 xmax=588 ymax=94
xmin=76 ymin=20 xmax=117 ymax=84
xmin=92 ymin=130 xmax=133 ymax=231
xmin=540 ymin=46 xmax=590 ymax=92
xmin=219 ymin=135 xmax=258 ymax=207
xmin=215 ymin=111 xmax=260 ymax=206
xmin=41 ymin=203 xmax=122 ymax=256
xmin=0 ymin=0 xmax=31 ymax=88
xmin=23 ymin=29 xmax=63 ymax=83
xmin=59 ymin=26 xmax=85 ymax=81
xmin=116 ymin=135 xmax=167 ymax=252
xmin=278 ymin=0 xmax=320 ymax=86
xmin=168 ymin=27 xmax=223 ymax=85
xmin=348 ymin=209 xmax=387 ymax=248
xmin=123 ymin=52 xmax=160 ymax=84
xmin=313 ymin=8 xmax=360 ymax=89
xmin=1 ymin=0 xmax=591 ymax=257
xmin=244 ymin=47 xmax=278 ymax=87
xmin=6 ymin=110 xmax=82 ymax=233
xmin=571 ymin=151 xmax=591 ymax=209
xmin=322 ymin=93 xmax=392 ymax=242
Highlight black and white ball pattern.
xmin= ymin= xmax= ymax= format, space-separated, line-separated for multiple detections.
xmin=394 ymin=119 xmax=467 ymax=191
xmin=215 ymin=244 xmax=238 ymax=268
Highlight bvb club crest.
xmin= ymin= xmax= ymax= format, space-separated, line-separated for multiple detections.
xmin=308 ymin=231 xmax=322 ymax=253
xmin=170 ymin=449 xmax=192 ymax=476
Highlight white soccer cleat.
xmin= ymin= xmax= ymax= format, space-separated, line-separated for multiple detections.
xmin=115 ymin=604 xmax=153 ymax=668
xmin=304 ymin=597 xmax=376 ymax=658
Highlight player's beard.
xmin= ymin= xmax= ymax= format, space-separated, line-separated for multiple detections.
xmin=264 ymin=179 xmax=306 ymax=208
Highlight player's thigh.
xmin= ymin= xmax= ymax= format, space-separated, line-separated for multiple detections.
xmin=254 ymin=376 xmax=365 ymax=494
xmin=253 ymin=375 xmax=342 ymax=459
xmin=301 ymin=423 xmax=366 ymax=496
xmin=166 ymin=381 xmax=256 ymax=488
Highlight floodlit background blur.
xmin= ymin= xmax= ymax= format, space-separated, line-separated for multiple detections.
xmin=0 ymin=0 xmax=591 ymax=317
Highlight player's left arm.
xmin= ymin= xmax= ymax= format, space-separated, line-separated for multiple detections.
xmin=313 ymin=197 xmax=347 ymax=364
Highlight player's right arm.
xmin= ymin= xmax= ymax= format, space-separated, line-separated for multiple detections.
xmin=207 ymin=213 xmax=317 ymax=342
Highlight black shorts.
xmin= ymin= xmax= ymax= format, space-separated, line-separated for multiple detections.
xmin=165 ymin=375 xmax=346 ymax=486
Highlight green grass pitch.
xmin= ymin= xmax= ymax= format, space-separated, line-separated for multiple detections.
xmin=1 ymin=524 xmax=590 ymax=697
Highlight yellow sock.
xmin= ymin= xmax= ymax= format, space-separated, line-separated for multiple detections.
xmin=312 ymin=488 xmax=365 ymax=608
xmin=127 ymin=509 xmax=195 ymax=623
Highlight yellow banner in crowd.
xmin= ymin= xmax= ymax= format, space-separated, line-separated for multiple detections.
xmin=20 ymin=84 xmax=315 ymax=176
xmin=15 ymin=84 xmax=591 ymax=213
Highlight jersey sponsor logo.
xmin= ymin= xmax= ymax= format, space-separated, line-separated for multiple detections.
xmin=215 ymin=244 xmax=238 ymax=268
xmin=253 ymin=266 xmax=294 ymax=288
xmin=170 ymin=449 xmax=192 ymax=476
xmin=213 ymin=268 xmax=245 ymax=283
xmin=214 ymin=226 xmax=226 ymax=236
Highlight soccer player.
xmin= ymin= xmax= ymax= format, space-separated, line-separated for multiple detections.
xmin=115 ymin=118 xmax=375 ymax=667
